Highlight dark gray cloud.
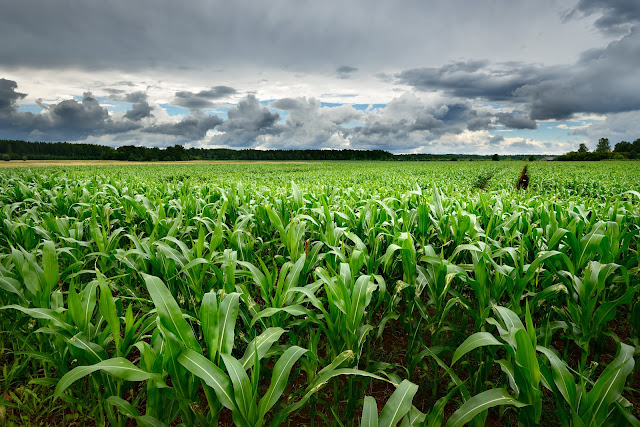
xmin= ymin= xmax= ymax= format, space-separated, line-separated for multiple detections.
xmin=39 ymin=93 xmax=140 ymax=139
xmin=0 ymin=79 xmax=27 ymax=112
xmin=0 ymin=1 xmax=601 ymax=72
xmin=49 ymin=93 xmax=109 ymax=129
xmin=0 ymin=82 xmax=141 ymax=140
xmin=347 ymin=94 xmax=494 ymax=151
xmin=124 ymin=103 xmax=152 ymax=122
xmin=174 ymin=86 xmax=237 ymax=109
xmin=568 ymin=0 xmax=640 ymax=35
xmin=0 ymin=80 xmax=253 ymax=145
xmin=398 ymin=26 xmax=640 ymax=121
xmin=488 ymin=135 xmax=505 ymax=145
xmin=198 ymin=86 xmax=237 ymax=98
xmin=212 ymin=95 xmax=281 ymax=147
xmin=103 ymin=91 xmax=153 ymax=122
xmin=123 ymin=92 xmax=148 ymax=104
xmin=174 ymin=93 xmax=213 ymax=110
xmin=496 ymin=112 xmax=537 ymax=129
xmin=521 ymin=27 xmax=640 ymax=120
xmin=124 ymin=95 xmax=153 ymax=122
xmin=105 ymin=88 xmax=125 ymax=96
xmin=467 ymin=117 xmax=493 ymax=131
xmin=336 ymin=66 xmax=358 ymax=79
xmin=397 ymin=61 xmax=553 ymax=101
xmin=144 ymin=115 xmax=222 ymax=140
xmin=271 ymin=98 xmax=304 ymax=110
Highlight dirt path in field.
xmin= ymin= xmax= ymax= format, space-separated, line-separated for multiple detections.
xmin=0 ymin=160 xmax=312 ymax=167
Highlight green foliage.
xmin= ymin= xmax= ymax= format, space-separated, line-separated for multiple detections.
xmin=596 ymin=137 xmax=611 ymax=153
xmin=0 ymin=161 xmax=638 ymax=426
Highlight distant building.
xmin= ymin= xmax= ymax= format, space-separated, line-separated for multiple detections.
xmin=539 ymin=156 xmax=556 ymax=161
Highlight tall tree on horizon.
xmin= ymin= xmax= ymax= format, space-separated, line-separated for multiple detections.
xmin=614 ymin=141 xmax=632 ymax=152
xmin=596 ymin=138 xmax=611 ymax=153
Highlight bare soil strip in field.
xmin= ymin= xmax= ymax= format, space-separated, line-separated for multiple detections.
xmin=0 ymin=160 xmax=311 ymax=167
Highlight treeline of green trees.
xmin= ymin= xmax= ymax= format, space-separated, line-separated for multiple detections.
xmin=0 ymin=140 xmax=395 ymax=161
xmin=4 ymin=137 xmax=638 ymax=162
xmin=394 ymin=153 xmax=535 ymax=161
xmin=557 ymin=138 xmax=640 ymax=161
xmin=0 ymin=139 xmax=537 ymax=162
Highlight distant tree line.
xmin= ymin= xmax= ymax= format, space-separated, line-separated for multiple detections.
xmin=390 ymin=153 xmax=536 ymax=161
xmin=0 ymin=140 xmax=395 ymax=161
xmin=0 ymin=139 xmax=557 ymax=162
xmin=556 ymin=138 xmax=640 ymax=161
xmin=0 ymin=140 xmax=118 ymax=161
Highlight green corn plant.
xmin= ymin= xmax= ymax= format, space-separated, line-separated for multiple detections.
xmin=450 ymin=302 xmax=639 ymax=426
xmin=538 ymin=342 xmax=639 ymax=426
xmin=1 ymin=161 xmax=640 ymax=426
xmin=3 ymin=274 xmax=159 ymax=424
xmin=142 ymin=273 xmax=209 ymax=424
xmin=360 ymin=379 xmax=419 ymax=427
xmin=179 ymin=345 xmax=309 ymax=426
xmin=239 ymin=253 xmax=308 ymax=328
xmin=447 ymin=304 xmax=543 ymax=425
xmin=265 ymin=205 xmax=308 ymax=260
xmin=556 ymin=261 xmax=637 ymax=365
xmin=312 ymin=263 xmax=378 ymax=360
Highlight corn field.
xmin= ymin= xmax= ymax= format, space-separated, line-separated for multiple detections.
xmin=0 ymin=161 xmax=639 ymax=426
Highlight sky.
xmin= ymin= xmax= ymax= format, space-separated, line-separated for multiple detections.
xmin=1 ymin=0 xmax=639 ymax=154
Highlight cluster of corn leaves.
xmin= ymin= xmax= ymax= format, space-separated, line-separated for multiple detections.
xmin=0 ymin=162 xmax=639 ymax=426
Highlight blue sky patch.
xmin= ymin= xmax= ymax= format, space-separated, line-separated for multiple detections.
xmin=159 ymin=104 xmax=190 ymax=117
xmin=268 ymin=108 xmax=289 ymax=124
xmin=17 ymin=103 xmax=44 ymax=114
xmin=353 ymin=103 xmax=386 ymax=111
xmin=491 ymin=119 xmax=602 ymax=143
xmin=320 ymin=102 xmax=341 ymax=108
xmin=342 ymin=120 xmax=365 ymax=129
xmin=96 ymin=97 xmax=132 ymax=113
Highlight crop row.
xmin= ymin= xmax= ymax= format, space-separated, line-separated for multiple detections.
xmin=0 ymin=163 xmax=638 ymax=426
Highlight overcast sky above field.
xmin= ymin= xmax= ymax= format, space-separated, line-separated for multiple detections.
xmin=1 ymin=0 xmax=639 ymax=154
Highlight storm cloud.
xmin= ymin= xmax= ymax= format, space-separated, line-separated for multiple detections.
xmin=123 ymin=92 xmax=153 ymax=121
xmin=336 ymin=66 xmax=358 ymax=79
xmin=0 ymin=79 xmax=26 ymax=112
xmin=0 ymin=1 xmax=607 ymax=72
xmin=347 ymin=94 xmax=495 ymax=151
xmin=173 ymin=86 xmax=237 ymax=109
xmin=144 ymin=115 xmax=223 ymax=140
xmin=0 ymin=81 xmax=140 ymax=140
xmin=569 ymin=0 xmax=640 ymax=35
xmin=396 ymin=60 xmax=550 ymax=101
xmin=1 ymin=1 xmax=640 ymax=154
xmin=0 ymin=79 xmax=218 ymax=142
xmin=496 ymin=113 xmax=537 ymax=130
xmin=398 ymin=25 xmax=640 ymax=121
xmin=212 ymin=95 xmax=281 ymax=147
